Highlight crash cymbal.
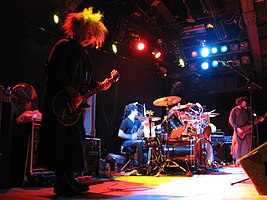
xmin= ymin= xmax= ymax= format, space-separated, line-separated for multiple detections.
xmin=171 ymin=103 xmax=197 ymax=110
xmin=153 ymin=96 xmax=181 ymax=107
xmin=136 ymin=115 xmax=161 ymax=122
xmin=201 ymin=112 xmax=220 ymax=118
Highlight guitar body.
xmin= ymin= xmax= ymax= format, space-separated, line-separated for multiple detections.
xmin=236 ymin=124 xmax=252 ymax=140
xmin=236 ymin=113 xmax=267 ymax=140
xmin=52 ymin=87 xmax=89 ymax=126
xmin=53 ymin=69 xmax=120 ymax=126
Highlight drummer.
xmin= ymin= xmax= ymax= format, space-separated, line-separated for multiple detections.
xmin=118 ymin=103 xmax=146 ymax=167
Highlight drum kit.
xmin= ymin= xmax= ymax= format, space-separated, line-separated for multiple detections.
xmin=138 ymin=95 xmax=220 ymax=175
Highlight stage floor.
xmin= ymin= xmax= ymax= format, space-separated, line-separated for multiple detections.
xmin=0 ymin=165 xmax=267 ymax=200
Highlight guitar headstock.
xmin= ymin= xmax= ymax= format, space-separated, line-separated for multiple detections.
xmin=110 ymin=69 xmax=120 ymax=83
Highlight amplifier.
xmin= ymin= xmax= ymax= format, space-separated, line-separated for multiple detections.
xmin=84 ymin=138 xmax=101 ymax=177
xmin=211 ymin=132 xmax=224 ymax=146
xmin=211 ymin=133 xmax=233 ymax=163
xmin=224 ymin=136 xmax=233 ymax=144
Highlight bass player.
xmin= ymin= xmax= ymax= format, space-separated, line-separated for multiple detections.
xmin=229 ymin=96 xmax=265 ymax=167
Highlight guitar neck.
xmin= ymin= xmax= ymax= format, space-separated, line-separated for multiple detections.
xmin=83 ymin=83 xmax=104 ymax=100
xmin=82 ymin=70 xmax=119 ymax=101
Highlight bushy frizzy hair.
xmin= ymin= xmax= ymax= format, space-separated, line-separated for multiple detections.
xmin=62 ymin=7 xmax=108 ymax=47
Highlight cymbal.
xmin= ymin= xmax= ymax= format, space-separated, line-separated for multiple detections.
xmin=136 ymin=115 xmax=161 ymax=122
xmin=201 ymin=112 xmax=220 ymax=118
xmin=171 ymin=103 xmax=197 ymax=110
xmin=153 ymin=96 xmax=181 ymax=107
xmin=180 ymin=114 xmax=194 ymax=121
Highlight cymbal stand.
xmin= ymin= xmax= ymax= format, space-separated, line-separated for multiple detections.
xmin=146 ymin=117 xmax=163 ymax=175
xmin=156 ymin=104 xmax=191 ymax=176
xmin=194 ymin=104 xmax=210 ymax=171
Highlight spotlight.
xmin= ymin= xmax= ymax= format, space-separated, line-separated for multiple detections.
xmin=211 ymin=60 xmax=219 ymax=67
xmin=201 ymin=62 xmax=209 ymax=70
xmin=211 ymin=47 xmax=218 ymax=54
xmin=111 ymin=43 xmax=118 ymax=54
xmin=206 ymin=23 xmax=214 ymax=28
xmin=152 ymin=50 xmax=162 ymax=59
xmin=240 ymin=41 xmax=249 ymax=51
xmin=233 ymin=59 xmax=241 ymax=67
xmin=137 ymin=42 xmax=145 ymax=51
xmin=220 ymin=45 xmax=228 ymax=53
xmin=200 ymin=47 xmax=210 ymax=58
xmin=191 ymin=51 xmax=198 ymax=58
xmin=241 ymin=55 xmax=251 ymax=65
xmin=230 ymin=44 xmax=239 ymax=52
xmin=53 ymin=13 xmax=60 ymax=24
xmin=178 ymin=57 xmax=186 ymax=67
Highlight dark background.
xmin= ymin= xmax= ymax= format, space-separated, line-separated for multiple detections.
xmin=1 ymin=0 xmax=267 ymax=156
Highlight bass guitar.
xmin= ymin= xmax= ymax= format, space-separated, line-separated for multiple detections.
xmin=53 ymin=69 xmax=120 ymax=126
xmin=236 ymin=113 xmax=267 ymax=140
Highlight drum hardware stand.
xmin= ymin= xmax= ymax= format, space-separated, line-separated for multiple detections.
xmin=156 ymin=104 xmax=192 ymax=176
xmin=194 ymin=133 xmax=211 ymax=173
xmin=230 ymin=178 xmax=249 ymax=186
xmin=145 ymin=117 xmax=163 ymax=175
xmin=193 ymin=105 xmax=212 ymax=172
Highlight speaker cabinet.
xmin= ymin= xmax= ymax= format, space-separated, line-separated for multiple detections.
xmin=213 ymin=143 xmax=232 ymax=163
xmin=84 ymin=138 xmax=101 ymax=178
xmin=240 ymin=141 xmax=267 ymax=195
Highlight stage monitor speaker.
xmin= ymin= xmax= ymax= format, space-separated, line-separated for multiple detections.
xmin=240 ymin=141 xmax=267 ymax=195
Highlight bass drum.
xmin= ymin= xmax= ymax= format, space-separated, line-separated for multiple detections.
xmin=162 ymin=140 xmax=194 ymax=161
xmin=194 ymin=138 xmax=214 ymax=166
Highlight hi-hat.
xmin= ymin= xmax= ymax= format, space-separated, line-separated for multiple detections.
xmin=153 ymin=96 xmax=181 ymax=107
xmin=136 ymin=115 xmax=161 ymax=122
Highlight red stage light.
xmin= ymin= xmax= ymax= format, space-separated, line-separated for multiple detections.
xmin=137 ymin=42 xmax=145 ymax=51
xmin=152 ymin=50 xmax=162 ymax=59
xmin=154 ymin=52 xmax=162 ymax=59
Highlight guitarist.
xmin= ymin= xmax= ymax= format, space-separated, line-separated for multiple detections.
xmin=229 ymin=96 xmax=253 ymax=167
xmin=37 ymin=7 xmax=111 ymax=196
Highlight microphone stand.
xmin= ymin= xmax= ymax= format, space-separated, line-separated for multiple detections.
xmin=225 ymin=62 xmax=262 ymax=186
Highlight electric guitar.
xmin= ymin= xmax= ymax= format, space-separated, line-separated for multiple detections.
xmin=236 ymin=113 xmax=267 ymax=140
xmin=52 ymin=69 xmax=120 ymax=126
